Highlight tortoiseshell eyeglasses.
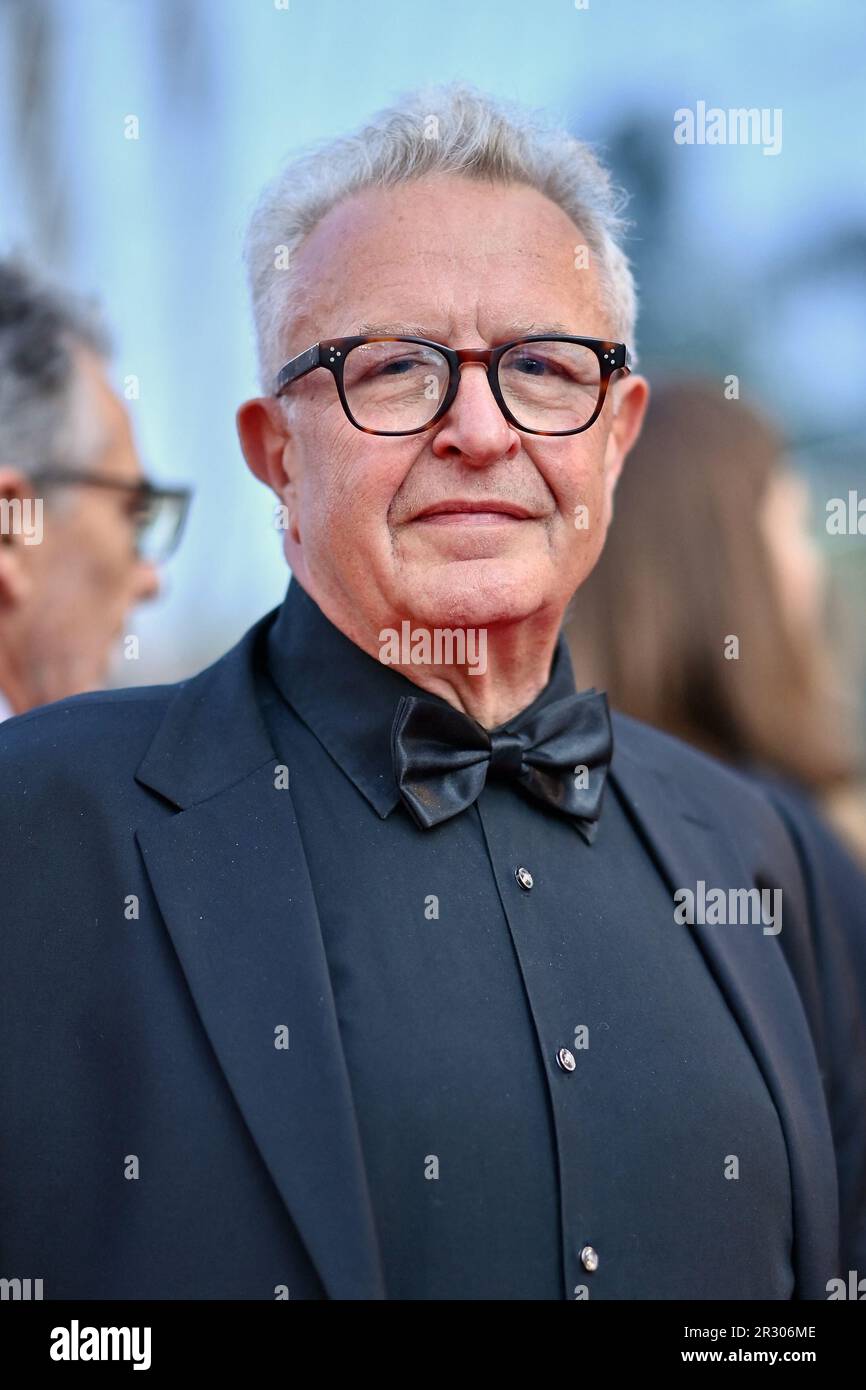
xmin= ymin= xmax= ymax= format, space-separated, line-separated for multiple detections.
xmin=273 ymin=334 xmax=632 ymax=437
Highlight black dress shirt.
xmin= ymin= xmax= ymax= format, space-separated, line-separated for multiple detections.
xmin=256 ymin=578 xmax=794 ymax=1300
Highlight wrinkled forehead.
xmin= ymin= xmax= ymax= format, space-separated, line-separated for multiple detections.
xmin=285 ymin=174 xmax=609 ymax=351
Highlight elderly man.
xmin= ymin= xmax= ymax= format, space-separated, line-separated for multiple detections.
xmin=1 ymin=87 xmax=864 ymax=1302
xmin=0 ymin=259 xmax=190 ymax=718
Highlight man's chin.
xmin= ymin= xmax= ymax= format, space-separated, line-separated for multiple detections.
xmin=396 ymin=560 xmax=552 ymax=631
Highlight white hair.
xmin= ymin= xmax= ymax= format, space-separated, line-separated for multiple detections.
xmin=244 ymin=82 xmax=638 ymax=393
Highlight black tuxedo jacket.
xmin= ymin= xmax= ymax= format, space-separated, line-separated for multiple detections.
xmin=1 ymin=605 xmax=865 ymax=1299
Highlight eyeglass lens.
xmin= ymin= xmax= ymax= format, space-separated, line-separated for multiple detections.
xmin=133 ymin=494 xmax=185 ymax=562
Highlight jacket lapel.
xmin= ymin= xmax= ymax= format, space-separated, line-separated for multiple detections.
xmin=609 ymin=722 xmax=839 ymax=1297
xmin=134 ymin=613 xmax=386 ymax=1300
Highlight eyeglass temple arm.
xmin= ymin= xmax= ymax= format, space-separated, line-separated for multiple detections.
xmin=274 ymin=343 xmax=321 ymax=396
xmin=28 ymin=469 xmax=187 ymax=495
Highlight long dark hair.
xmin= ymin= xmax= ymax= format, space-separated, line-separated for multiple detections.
xmin=565 ymin=381 xmax=862 ymax=791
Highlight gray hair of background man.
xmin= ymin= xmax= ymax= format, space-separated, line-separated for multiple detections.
xmin=243 ymin=82 xmax=638 ymax=394
xmin=0 ymin=257 xmax=112 ymax=485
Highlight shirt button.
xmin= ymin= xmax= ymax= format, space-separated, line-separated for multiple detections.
xmin=580 ymin=1245 xmax=599 ymax=1273
xmin=515 ymin=866 xmax=534 ymax=890
xmin=556 ymin=1047 xmax=576 ymax=1071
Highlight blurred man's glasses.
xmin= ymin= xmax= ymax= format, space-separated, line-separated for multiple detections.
xmin=273 ymin=334 xmax=632 ymax=436
xmin=28 ymin=470 xmax=192 ymax=563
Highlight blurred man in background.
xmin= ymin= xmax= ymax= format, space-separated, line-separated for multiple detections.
xmin=0 ymin=258 xmax=191 ymax=719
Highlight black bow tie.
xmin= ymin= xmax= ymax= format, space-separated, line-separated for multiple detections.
xmin=391 ymin=688 xmax=613 ymax=841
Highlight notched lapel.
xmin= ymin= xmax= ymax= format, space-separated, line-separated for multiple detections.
xmin=134 ymin=620 xmax=385 ymax=1300
xmin=610 ymin=736 xmax=838 ymax=1297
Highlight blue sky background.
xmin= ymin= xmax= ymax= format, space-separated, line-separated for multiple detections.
xmin=0 ymin=0 xmax=863 ymax=681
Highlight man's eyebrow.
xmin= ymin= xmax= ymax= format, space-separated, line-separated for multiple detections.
xmin=510 ymin=321 xmax=577 ymax=337
xmin=355 ymin=321 xmax=432 ymax=337
xmin=353 ymin=320 xmax=579 ymax=341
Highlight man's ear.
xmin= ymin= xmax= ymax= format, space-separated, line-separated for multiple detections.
xmin=236 ymin=396 xmax=296 ymax=495
xmin=601 ymin=373 xmax=650 ymax=522
xmin=236 ymin=396 xmax=302 ymax=544
xmin=0 ymin=468 xmax=34 ymax=609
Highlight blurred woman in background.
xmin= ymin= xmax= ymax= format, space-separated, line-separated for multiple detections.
xmin=566 ymin=380 xmax=866 ymax=868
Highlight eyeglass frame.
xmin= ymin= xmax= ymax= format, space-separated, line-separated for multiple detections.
xmin=26 ymin=469 xmax=192 ymax=562
xmin=273 ymin=334 xmax=632 ymax=437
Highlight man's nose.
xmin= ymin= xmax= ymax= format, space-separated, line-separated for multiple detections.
xmin=133 ymin=559 xmax=161 ymax=605
xmin=431 ymin=362 xmax=519 ymax=465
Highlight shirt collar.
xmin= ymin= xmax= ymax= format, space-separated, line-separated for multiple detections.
xmin=0 ymin=687 xmax=15 ymax=724
xmin=265 ymin=577 xmax=580 ymax=819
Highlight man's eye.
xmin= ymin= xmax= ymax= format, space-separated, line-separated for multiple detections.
xmin=513 ymin=354 xmax=550 ymax=375
xmin=508 ymin=353 xmax=593 ymax=384
xmin=351 ymin=354 xmax=433 ymax=387
xmin=378 ymin=357 xmax=418 ymax=376
xmin=127 ymin=497 xmax=153 ymax=528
